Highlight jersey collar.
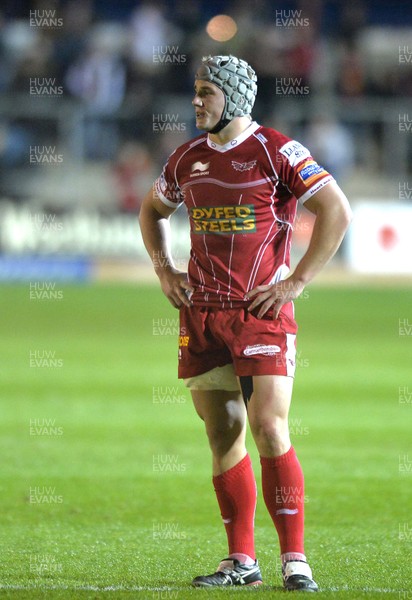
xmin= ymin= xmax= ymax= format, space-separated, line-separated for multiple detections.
xmin=207 ymin=121 xmax=260 ymax=153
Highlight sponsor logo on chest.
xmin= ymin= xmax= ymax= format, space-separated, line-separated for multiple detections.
xmin=231 ymin=160 xmax=257 ymax=172
xmin=190 ymin=205 xmax=256 ymax=234
xmin=190 ymin=161 xmax=210 ymax=177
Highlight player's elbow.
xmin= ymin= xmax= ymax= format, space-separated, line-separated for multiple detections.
xmin=138 ymin=191 xmax=150 ymax=223
xmin=342 ymin=200 xmax=353 ymax=232
xmin=339 ymin=198 xmax=353 ymax=233
xmin=139 ymin=190 xmax=162 ymax=228
xmin=326 ymin=189 xmax=353 ymax=233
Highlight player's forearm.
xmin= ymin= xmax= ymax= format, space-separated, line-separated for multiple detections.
xmin=139 ymin=202 xmax=176 ymax=277
xmin=292 ymin=199 xmax=352 ymax=286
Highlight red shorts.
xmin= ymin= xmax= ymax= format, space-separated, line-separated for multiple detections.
xmin=178 ymin=302 xmax=298 ymax=378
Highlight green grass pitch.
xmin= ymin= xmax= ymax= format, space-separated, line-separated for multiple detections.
xmin=0 ymin=282 xmax=411 ymax=599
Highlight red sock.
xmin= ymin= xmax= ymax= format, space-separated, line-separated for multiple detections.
xmin=213 ymin=454 xmax=256 ymax=559
xmin=260 ymin=446 xmax=305 ymax=555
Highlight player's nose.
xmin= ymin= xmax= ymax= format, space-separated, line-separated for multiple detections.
xmin=192 ymin=95 xmax=203 ymax=107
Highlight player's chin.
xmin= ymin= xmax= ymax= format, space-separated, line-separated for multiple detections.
xmin=195 ymin=117 xmax=216 ymax=131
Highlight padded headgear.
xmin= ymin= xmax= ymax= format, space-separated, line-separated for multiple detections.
xmin=195 ymin=55 xmax=258 ymax=132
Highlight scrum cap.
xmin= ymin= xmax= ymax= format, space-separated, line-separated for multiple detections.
xmin=195 ymin=55 xmax=257 ymax=132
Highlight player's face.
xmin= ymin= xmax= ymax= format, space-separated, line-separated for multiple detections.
xmin=193 ymin=80 xmax=225 ymax=131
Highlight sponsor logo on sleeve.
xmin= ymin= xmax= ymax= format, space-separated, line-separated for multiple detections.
xmin=297 ymin=160 xmax=328 ymax=186
xmin=158 ymin=172 xmax=167 ymax=194
xmin=190 ymin=205 xmax=256 ymax=234
xmin=279 ymin=140 xmax=311 ymax=167
xmin=154 ymin=175 xmax=165 ymax=200
xmin=155 ymin=171 xmax=182 ymax=204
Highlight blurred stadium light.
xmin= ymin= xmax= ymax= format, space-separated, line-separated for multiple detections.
xmin=0 ymin=0 xmax=411 ymax=281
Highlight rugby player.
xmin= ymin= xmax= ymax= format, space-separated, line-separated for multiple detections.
xmin=139 ymin=55 xmax=352 ymax=592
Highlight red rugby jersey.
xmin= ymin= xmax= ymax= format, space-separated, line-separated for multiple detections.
xmin=154 ymin=121 xmax=333 ymax=308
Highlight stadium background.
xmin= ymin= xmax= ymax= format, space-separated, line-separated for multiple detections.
xmin=0 ymin=0 xmax=411 ymax=598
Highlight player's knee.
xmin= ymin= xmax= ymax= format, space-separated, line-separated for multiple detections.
xmin=206 ymin=420 xmax=244 ymax=458
xmin=252 ymin=421 xmax=290 ymax=456
xmin=207 ymin=432 xmax=238 ymax=458
xmin=250 ymin=417 xmax=289 ymax=447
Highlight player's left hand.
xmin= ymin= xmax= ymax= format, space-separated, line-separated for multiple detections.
xmin=245 ymin=277 xmax=305 ymax=319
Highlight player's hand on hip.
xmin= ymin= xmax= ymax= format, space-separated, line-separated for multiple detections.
xmin=158 ymin=268 xmax=193 ymax=309
xmin=245 ymin=277 xmax=305 ymax=319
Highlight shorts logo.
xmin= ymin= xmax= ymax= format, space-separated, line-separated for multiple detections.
xmin=231 ymin=160 xmax=257 ymax=172
xmin=190 ymin=205 xmax=256 ymax=234
xmin=243 ymin=344 xmax=281 ymax=356
xmin=279 ymin=140 xmax=311 ymax=167
xmin=297 ymin=160 xmax=328 ymax=187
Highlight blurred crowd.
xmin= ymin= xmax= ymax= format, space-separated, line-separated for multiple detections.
xmin=0 ymin=0 xmax=411 ymax=211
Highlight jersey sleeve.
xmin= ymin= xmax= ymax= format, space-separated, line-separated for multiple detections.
xmin=276 ymin=139 xmax=334 ymax=204
xmin=154 ymin=152 xmax=184 ymax=209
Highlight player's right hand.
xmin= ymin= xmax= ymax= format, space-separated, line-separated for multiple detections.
xmin=158 ymin=268 xmax=193 ymax=309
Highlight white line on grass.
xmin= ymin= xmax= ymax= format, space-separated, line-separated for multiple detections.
xmin=0 ymin=586 xmax=184 ymax=592
xmin=0 ymin=584 xmax=405 ymax=593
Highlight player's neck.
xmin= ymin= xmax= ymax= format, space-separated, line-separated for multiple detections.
xmin=208 ymin=117 xmax=253 ymax=146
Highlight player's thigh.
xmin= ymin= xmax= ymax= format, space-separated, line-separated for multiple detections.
xmin=191 ymin=388 xmax=247 ymax=440
xmin=247 ymin=374 xmax=294 ymax=430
